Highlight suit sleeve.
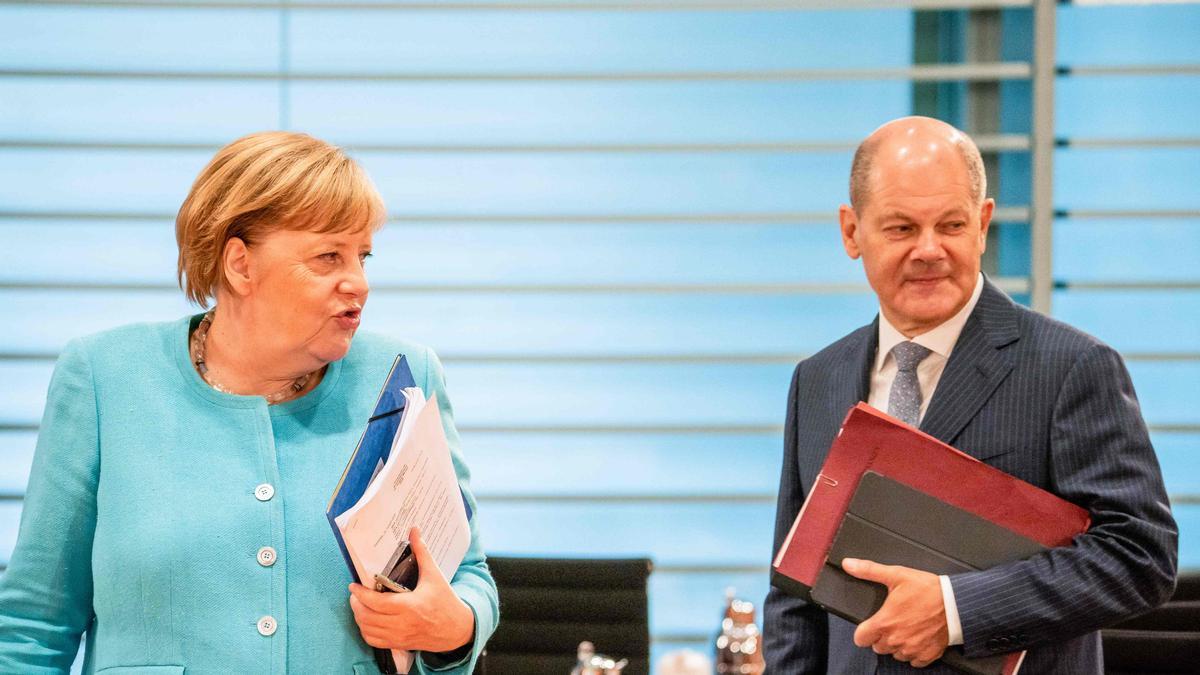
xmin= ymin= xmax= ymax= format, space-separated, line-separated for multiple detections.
xmin=0 ymin=339 xmax=99 ymax=673
xmin=949 ymin=342 xmax=1178 ymax=658
xmin=414 ymin=347 xmax=500 ymax=675
xmin=763 ymin=362 xmax=829 ymax=674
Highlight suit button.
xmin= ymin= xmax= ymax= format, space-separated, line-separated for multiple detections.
xmin=257 ymin=546 xmax=277 ymax=567
xmin=255 ymin=483 xmax=275 ymax=501
xmin=257 ymin=615 xmax=277 ymax=636
xmin=986 ymin=638 xmax=1002 ymax=651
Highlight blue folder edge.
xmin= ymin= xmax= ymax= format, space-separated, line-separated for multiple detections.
xmin=325 ymin=354 xmax=473 ymax=583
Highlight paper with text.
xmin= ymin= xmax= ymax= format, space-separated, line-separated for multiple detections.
xmin=335 ymin=390 xmax=470 ymax=673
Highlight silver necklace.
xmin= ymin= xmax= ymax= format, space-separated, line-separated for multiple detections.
xmin=190 ymin=310 xmax=315 ymax=405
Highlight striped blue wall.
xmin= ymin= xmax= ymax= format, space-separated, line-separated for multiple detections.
xmin=1052 ymin=1 xmax=1200 ymax=582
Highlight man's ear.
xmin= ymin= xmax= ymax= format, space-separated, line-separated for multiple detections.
xmin=222 ymin=237 xmax=253 ymax=297
xmin=978 ymin=198 xmax=995 ymax=253
xmin=839 ymin=204 xmax=862 ymax=260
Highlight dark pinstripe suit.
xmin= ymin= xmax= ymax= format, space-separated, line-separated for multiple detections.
xmin=764 ymin=278 xmax=1178 ymax=674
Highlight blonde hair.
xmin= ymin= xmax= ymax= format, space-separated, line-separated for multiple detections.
xmin=175 ymin=131 xmax=386 ymax=307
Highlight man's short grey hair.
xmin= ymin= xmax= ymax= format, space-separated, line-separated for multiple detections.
xmin=848 ymin=129 xmax=987 ymax=211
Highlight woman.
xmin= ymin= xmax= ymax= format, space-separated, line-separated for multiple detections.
xmin=0 ymin=132 xmax=498 ymax=674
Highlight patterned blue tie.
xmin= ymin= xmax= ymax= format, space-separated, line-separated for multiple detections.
xmin=888 ymin=341 xmax=932 ymax=427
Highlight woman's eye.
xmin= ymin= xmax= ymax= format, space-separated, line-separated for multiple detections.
xmin=319 ymin=252 xmax=339 ymax=262
xmin=360 ymin=252 xmax=373 ymax=263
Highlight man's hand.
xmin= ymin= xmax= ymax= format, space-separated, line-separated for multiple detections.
xmin=348 ymin=527 xmax=475 ymax=653
xmin=843 ymin=558 xmax=949 ymax=668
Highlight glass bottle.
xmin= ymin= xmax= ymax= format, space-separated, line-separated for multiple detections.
xmin=715 ymin=589 xmax=765 ymax=675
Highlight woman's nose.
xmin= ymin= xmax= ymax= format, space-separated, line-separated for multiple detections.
xmin=338 ymin=262 xmax=370 ymax=298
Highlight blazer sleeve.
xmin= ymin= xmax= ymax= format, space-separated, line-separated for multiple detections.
xmin=414 ymin=347 xmax=500 ymax=675
xmin=763 ymin=362 xmax=829 ymax=674
xmin=949 ymin=342 xmax=1179 ymax=658
xmin=0 ymin=339 xmax=100 ymax=674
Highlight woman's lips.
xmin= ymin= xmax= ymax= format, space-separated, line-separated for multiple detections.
xmin=335 ymin=310 xmax=361 ymax=330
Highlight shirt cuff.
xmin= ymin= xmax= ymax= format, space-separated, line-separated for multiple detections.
xmin=940 ymin=574 xmax=964 ymax=646
xmin=419 ymin=642 xmax=472 ymax=672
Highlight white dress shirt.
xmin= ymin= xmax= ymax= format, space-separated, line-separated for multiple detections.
xmin=866 ymin=273 xmax=984 ymax=646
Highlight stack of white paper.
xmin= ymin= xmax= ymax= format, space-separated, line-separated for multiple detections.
xmin=334 ymin=388 xmax=471 ymax=673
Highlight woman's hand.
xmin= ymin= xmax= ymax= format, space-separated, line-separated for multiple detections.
xmin=348 ymin=527 xmax=475 ymax=653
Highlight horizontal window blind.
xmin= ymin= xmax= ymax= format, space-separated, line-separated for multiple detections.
xmin=1053 ymin=0 xmax=1200 ymax=574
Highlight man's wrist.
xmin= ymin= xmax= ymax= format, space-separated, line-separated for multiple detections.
xmin=939 ymin=574 xmax=964 ymax=646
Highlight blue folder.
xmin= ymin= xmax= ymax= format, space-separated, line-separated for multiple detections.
xmin=326 ymin=354 xmax=418 ymax=582
xmin=326 ymin=354 xmax=472 ymax=583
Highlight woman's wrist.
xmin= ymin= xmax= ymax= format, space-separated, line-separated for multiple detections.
xmin=443 ymin=594 xmax=476 ymax=652
xmin=422 ymin=599 xmax=476 ymax=668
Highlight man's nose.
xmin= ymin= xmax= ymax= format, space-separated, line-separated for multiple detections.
xmin=911 ymin=228 xmax=945 ymax=262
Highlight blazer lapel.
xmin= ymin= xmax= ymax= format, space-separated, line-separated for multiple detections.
xmin=796 ymin=320 xmax=876 ymax=483
xmin=919 ymin=279 xmax=1020 ymax=449
xmin=832 ymin=318 xmax=877 ymax=417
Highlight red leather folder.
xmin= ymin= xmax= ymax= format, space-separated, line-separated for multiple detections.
xmin=770 ymin=403 xmax=1091 ymax=673
xmin=773 ymin=403 xmax=1090 ymax=590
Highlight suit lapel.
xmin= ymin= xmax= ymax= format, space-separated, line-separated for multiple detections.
xmin=919 ymin=279 xmax=1021 ymax=449
xmin=796 ymin=321 xmax=876 ymax=482
xmin=832 ymin=318 xmax=877 ymax=418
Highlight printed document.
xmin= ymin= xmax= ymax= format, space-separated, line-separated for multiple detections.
xmin=335 ymin=388 xmax=471 ymax=673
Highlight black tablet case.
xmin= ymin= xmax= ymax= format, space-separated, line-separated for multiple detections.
xmin=811 ymin=471 xmax=1047 ymax=675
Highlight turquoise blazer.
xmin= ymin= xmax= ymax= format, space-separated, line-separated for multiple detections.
xmin=0 ymin=316 xmax=498 ymax=674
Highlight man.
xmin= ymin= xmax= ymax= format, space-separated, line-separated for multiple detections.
xmin=763 ymin=117 xmax=1177 ymax=673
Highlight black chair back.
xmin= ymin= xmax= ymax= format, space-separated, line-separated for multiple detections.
xmin=475 ymin=556 xmax=653 ymax=675
xmin=1103 ymin=572 xmax=1200 ymax=674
